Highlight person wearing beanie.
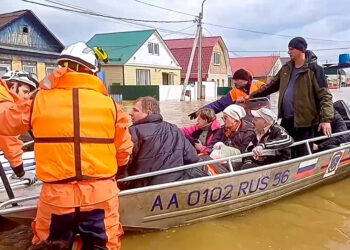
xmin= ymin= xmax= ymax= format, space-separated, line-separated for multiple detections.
xmin=188 ymin=68 xmax=265 ymax=119
xmin=240 ymin=108 xmax=294 ymax=170
xmin=207 ymin=104 xmax=256 ymax=155
xmin=288 ymin=37 xmax=308 ymax=53
xmin=246 ymin=36 xmax=334 ymax=157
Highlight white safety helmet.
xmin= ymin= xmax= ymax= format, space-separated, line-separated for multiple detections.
xmin=57 ymin=42 xmax=99 ymax=73
xmin=2 ymin=70 xmax=38 ymax=91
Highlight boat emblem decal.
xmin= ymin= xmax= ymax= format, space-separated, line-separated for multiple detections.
xmin=324 ymin=150 xmax=345 ymax=178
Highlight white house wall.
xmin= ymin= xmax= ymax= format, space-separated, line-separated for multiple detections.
xmin=268 ymin=58 xmax=283 ymax=76
xmin=126 ymin=33 xmax=180 ymax=69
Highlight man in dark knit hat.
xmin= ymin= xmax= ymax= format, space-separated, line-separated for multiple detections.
xmin=188 ymin=68 xmax=265 ymax=119
xmin=246 ymin=37 xmax=334 ymax=157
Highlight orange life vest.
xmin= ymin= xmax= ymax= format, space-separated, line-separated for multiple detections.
xmin=229 ymin=80 xmax=265 ymax=101
xmin=31 ymin=69 xmax=118 ymax=183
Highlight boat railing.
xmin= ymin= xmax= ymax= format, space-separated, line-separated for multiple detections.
xmin=1 ymin=130 xmax=350 ymax=209
xmin=118 ymin=129 xmax=350 ymax=182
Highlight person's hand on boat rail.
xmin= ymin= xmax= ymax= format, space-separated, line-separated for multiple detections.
xmin=252 ymin=145 xmax=263 ymax=159
xmin=11 ymin=171 xmax=37 ymax=185
xmin=318 ymin=122 xmax=332 ymax=137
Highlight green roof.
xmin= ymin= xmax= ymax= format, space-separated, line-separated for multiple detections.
xmin=87 ymin=29 xmax=155 ymax=65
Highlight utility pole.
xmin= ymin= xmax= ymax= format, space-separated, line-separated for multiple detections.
xmin=197 ymin=0 xmax=206 ymax=99
xmin=180 ymin=27 xmax=200 ymax=101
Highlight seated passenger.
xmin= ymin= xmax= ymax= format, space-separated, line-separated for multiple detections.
xmin=313 ymin=110 xmax=350 ymax=152
xmin=181 ymin=108 xmax=221 ymax=154
xmin=241 ymin=108 xmax=294 ymax=170
xmin=123 ymin=97 xmax=208 ymax=188
xmin=208 ymin=104 xmax=256 ymax=155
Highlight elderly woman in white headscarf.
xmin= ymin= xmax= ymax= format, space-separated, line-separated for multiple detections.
xmin=241 ymin=107 xmax=294 ymax=170
xmin=208 ymin=104 xmax=255 ymax=159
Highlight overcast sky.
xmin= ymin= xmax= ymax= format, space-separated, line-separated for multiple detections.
xmin=3 ymin=0 xmax=350 ymax=64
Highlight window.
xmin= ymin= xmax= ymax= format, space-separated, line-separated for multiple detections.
xmin=148 ymin=42 xmax=160 ymax=55
xmin=216 ymin=79 xmax=220 ymax=86
xmin=136 ymin=69 xmax=151 ymax=85
xmin=46 ymin=66 xmax=57 ymax=75
xmin=0 ymin=64 xmax=10 ymax=77
xmin=154 ymin=43 xmax=159 ymax=55
xmin=148 ymin=42 xmax=153 ymax=54
xmin=0 ymin=60 xmax=11 ymax=77
xmin=23 ymin=26 xmax=28 ymax=34
xmin=222 ymin=79 xmax=225 ymax=86
xmin=22 ymin=61 xmax=37 ymax=73
xmin=214 ymin=52 xmax=221 ymax=65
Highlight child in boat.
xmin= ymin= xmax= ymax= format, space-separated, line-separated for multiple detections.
xmin=241 ymin=108 xmax=294 ymax=170
xmin=181 ymin=108 xmax=221 ymax=154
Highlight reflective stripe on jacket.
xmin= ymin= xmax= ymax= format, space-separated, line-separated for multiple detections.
xmin=32 ymin=69 xmax=118 ymax=183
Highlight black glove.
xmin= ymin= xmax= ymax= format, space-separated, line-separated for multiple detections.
xmin=188 ymin=111 xmax=198 ymax=120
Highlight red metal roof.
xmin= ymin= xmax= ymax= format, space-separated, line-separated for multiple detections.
xmin=0 ymin=10 xmax=28 ymax=30
xmin=165 ymin=36 xmax=222 ymax=81
xmin=229 ymin=56 xmax=279 ymax=77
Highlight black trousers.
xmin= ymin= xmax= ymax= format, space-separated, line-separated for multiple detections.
xmin=281 ymin=118 xmax=314 ymax=158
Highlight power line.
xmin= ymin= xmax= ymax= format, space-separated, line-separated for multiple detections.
xmin=204 ymin=23 xmax=350 ymax=43
xmin=228 ymin=47 xmax=350 ymax=53
xmin=22 ymin=0 xmax=195 ymax=36
xmin=23 ymin=0 xmax=194 ymax=23
xmin=134 ymin=0 xmax=197 ymax=18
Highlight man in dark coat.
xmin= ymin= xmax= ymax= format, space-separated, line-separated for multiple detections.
xmin=246 ymin=37 xmax=334 ymax=157
xmin=124 ymin=96 xmax=205 ymax=188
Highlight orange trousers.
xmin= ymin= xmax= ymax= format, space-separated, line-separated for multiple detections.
xmin=32 ymin=187 xmax=123 ymax=249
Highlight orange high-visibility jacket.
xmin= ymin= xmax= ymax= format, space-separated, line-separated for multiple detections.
xmin=0 ymin=79 xmax=23 ymax=168
xmin=31 ymin=69 xmax=123 ymax=183
xmin=229 ymin=80 xmax=265 ymax=100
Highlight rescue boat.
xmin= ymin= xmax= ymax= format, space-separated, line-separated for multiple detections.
xmin=1 ymin=132 xmax=350 ymax=231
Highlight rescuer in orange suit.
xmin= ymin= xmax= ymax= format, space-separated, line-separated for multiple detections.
xmin=0 ymin=70 xmax=38 ymax=184
xmin=0 ymin=42 xmax=133 ymax=249
xmin=188 ymin=68 xmax=265 ymax=119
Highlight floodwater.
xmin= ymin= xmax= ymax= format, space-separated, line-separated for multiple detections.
xmin=1 ymin=90 xmax=350 ymax=250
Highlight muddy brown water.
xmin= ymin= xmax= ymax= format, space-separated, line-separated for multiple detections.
xmin=1 ymin=90 xmax=350 ymax=250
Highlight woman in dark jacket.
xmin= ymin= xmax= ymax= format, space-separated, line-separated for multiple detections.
xmin=208 ymin=104 xmax=255 ymax=154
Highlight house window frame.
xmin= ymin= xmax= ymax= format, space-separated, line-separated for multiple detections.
xmin=23 ymin=26 xmax=29 ymax=34
xmin=0 ymin=63 xmax=11 ymax=77
xmin=22 ymin=61 xmax=37 ymax=74
xmin=136 ymin=69 xmax=151 ymax=85
xmin=213 ymin=52 xmax=221 ymax=66
xmin=46 ymin=66 xmax=57 ymax=75
xmin=148 ymin=42 xmax=160 ymax=56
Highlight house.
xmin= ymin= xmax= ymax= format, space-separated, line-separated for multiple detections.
xmin=165 ymin=36 xmax=232 ymax=87
xmin=87 ymin=29 xmax=181 ymax=87
xmin=280 ymin=57 xmax=290 ymax=65
xmin=229 ymin=56 xmax=283 ymax=84
xmin=0 ymin=10 xmax=64 ymax=79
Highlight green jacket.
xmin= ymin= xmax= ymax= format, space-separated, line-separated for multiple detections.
xmin=250 ymin=50 xmax=334 ymax=127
